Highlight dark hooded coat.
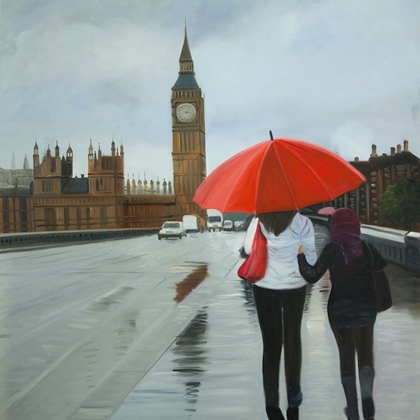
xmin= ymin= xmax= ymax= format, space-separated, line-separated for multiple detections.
xmin=298 ymin=241 xmax=387 ymax=330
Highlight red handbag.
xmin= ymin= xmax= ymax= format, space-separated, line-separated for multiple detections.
xmin=237 ymin=222 xmax=268 ymax=283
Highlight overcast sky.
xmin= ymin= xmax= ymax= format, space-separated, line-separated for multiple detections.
xmin=1 ymin=0 xmax=419 ymax=182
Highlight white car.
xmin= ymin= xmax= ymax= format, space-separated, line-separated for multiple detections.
xmin=234 ymin=220 xmax=244 ymax=231
xmin=223 ymin=220 xmax=234 ymax=231
xmin=158 ymin=221 xmax=186 ymax=240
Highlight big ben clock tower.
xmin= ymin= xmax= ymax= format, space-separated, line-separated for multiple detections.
xmin=171 ymin=26 xmax=206 ymax=219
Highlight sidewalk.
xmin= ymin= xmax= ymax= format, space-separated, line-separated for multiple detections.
xmin=109 ymin=254 xmax=420 ymax=419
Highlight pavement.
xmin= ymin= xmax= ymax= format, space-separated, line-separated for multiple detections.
xmin=2 ymin=227 xmax=419 ymax=420
xmin=107 ymin=229 xmax=420 ymax=420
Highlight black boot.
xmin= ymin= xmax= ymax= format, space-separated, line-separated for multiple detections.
xmin=341 ymin=375 xmax=360 ymax=420
xmin=361 ymin=397 xmax=375 ymax=420
xmin=359 ymin=366 xmax=375 ymax=420
xmin=266 ymin=406 xmax=286 ymax=420
xmin=286 ymin=406 xmax=299 ymax=420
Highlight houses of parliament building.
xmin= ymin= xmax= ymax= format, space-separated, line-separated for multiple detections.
xmin=1 ymin=30 xmax=420 ymax=234
xmin=0 ymin=29 xmax=207 ymax=233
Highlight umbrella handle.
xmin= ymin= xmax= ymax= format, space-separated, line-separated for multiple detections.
xmin=269 ymin=131 xmax=273 ymax=141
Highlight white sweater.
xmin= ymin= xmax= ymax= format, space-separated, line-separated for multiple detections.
xmin=242 ymin=213 xmax=317 ymax=290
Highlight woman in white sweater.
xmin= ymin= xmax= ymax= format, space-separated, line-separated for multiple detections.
xmin=243 ymin=211 xmax=317 ymax=420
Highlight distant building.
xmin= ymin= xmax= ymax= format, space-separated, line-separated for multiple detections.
xmin=0 ymin=28 xmax=206 ymax=234
xmin=326 ymin=140 xmax=420 ymax=226
xmin=0 ymin=154 xmax=34 ymax=233
xmin=0 ymin=153 xmax=32 ymax=191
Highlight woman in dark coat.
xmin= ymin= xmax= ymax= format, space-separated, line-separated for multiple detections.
xmin=297 ymin=208 xmax=387 ymax=420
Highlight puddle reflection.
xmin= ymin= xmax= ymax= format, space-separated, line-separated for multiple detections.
xmin=173 ymin=265 xmax=209 ymax=303
xmin=171 ymin=308 xmax=209 ymax=414
xmin=240 ymin=281 xmax=261 ymax=329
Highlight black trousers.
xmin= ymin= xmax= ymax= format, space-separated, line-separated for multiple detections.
xmin=253 ymin=284 xmax=307 ymax=408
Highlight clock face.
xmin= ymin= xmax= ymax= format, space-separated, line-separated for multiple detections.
xmin=176 ymin=103 xmax=196 ymax=123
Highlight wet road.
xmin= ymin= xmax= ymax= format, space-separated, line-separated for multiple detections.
xmin=1 ymin=227 xmax=419 ymax=419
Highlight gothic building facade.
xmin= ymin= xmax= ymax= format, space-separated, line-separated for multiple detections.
xmin=0 ymin=29 xmax=207 ymax=233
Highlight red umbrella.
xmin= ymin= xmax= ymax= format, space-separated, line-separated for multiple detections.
xmin=193 ymin=136 xmax=365 ymax=214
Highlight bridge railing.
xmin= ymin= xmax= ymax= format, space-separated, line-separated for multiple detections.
xmin=0 ymin=228 xmax=159 ymax=249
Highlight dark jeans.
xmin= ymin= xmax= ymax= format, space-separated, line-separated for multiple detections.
xmin=253 ymin=284 xmax=307 ymax=408
xmin=332 ymin=326 xmax=374 ymax=377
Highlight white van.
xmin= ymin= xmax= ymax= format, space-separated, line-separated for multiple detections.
xmin=206 ymin=213 xmax=223 ymax=232
xmin=182 ymin=215 xmax=201 ymax=233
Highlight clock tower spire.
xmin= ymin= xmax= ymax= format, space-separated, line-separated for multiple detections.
xmin=179 ymin=24 xmax=194 ymax=74
xmin=171 ymin=26 xmax=206 ymax=221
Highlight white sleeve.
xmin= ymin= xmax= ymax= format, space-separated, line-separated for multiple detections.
xmin=243 ymin=217 xmax=258 ymax=254
xmin=299 ymin=216 xmax=317 ymax=265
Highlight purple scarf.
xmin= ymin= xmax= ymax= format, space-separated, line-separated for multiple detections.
xmin=329 ymin=208 xmax=363 ymax=265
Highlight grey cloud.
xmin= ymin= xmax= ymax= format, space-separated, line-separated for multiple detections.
xmin=93 ymin=80 xmax=141 ymax=108
xmin=1 ymin=0 xmax=420 ymax=179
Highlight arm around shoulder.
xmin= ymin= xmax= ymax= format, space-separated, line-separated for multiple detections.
xmin=297 ymin=245 xmax=330 ymax=283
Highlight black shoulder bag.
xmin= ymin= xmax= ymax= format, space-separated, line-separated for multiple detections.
xmin=365 ymin=243 xmax=393 ymax=312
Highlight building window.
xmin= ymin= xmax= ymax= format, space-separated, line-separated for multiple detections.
xmin=100 ymin=207 xmax=108 ymax=229
xmin=19 ymin=198 xmax=28 ymax=232
xmin=76 ymin=207 xmax=82 ymax=230
xmin=2 ymin=198 xmax=10 ymax=233
xmin=44 ymin=208 xmax=57 ymax=231
xmin=86 ymin=208 xmax=91 ymax=228
xmin=64 ymin=207 xmax=70 ymax=230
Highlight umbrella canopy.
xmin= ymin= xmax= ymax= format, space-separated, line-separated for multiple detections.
xmin=317 ymin=206 xmax=337 ymax=216
xmin=194 ymin=137 xmax=366 ymax=214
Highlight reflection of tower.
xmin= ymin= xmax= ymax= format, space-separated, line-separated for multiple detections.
xmin=171 ymin=26 xmax=206 ymax=218
xmin=171 ymin=308 xmax=208 ymax=415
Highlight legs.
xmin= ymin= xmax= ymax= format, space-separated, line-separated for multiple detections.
xmin=265 ymin=406 xmax=286 ymax=420
xmin=282 ymin=287 xmax=306 ymax=408
xmin=354 ymin=326 xmax=375 ymax=419
xmin=333 ymin=326 xmax=376 ymax=420
xmin=333 ymin=328 xmax=360 ymax=420
xmin=282 ymin=287 xmax=306 ymax=420
xmin=253 ymin=285 xmax=306 ymax=420
xmin=253 ymin=285 xmax=284 ymax=409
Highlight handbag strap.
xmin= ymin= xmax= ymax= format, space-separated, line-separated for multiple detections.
xmin=253 ymin=221 xmax=263 ymax=247
xmin=363 ymin=241 xmax=376 ymax=273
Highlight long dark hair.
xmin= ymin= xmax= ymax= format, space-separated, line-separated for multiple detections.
xmin=257 ymin=210 xmax=297 ymax=236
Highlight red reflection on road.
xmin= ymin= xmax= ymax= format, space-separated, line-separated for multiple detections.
xmin=174 ymin=265 xmax=209 ymax=303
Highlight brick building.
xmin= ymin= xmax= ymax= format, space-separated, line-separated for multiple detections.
xmin=0 ymin=29 xmax=206 ymax=233
xmin=328 ymin=140 xmax=420 ymax=226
